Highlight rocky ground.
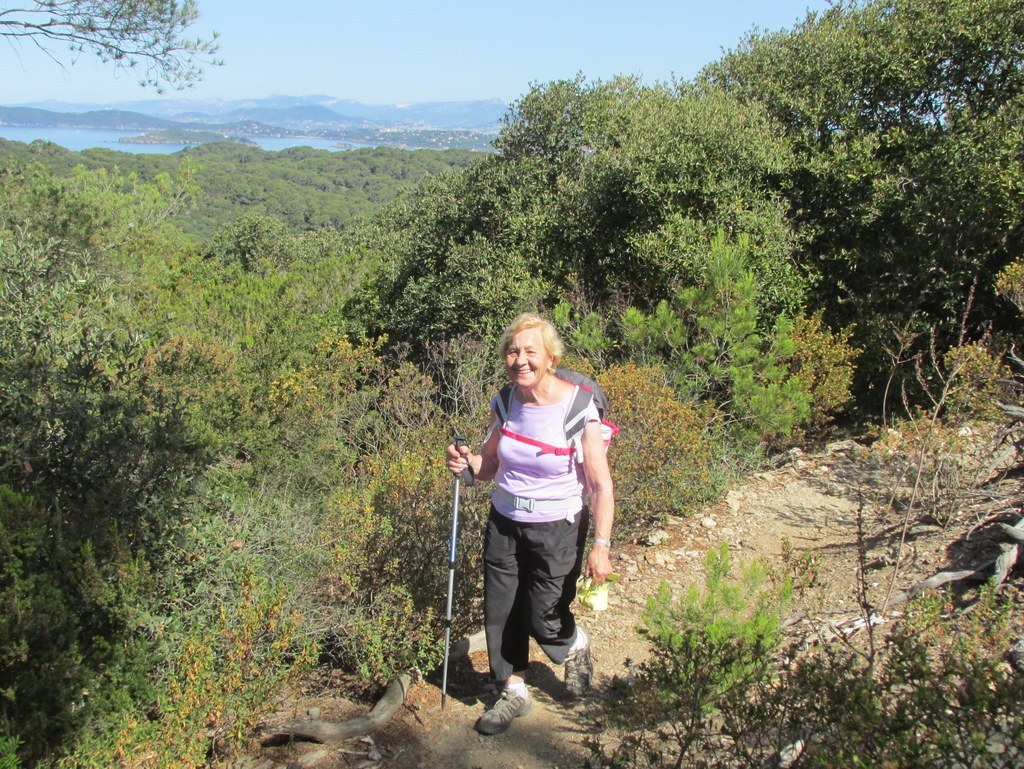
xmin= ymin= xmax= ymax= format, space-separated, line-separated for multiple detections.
xmin=243 ymin=431 xmax=1023 ymax=769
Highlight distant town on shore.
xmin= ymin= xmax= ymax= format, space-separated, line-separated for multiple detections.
xmin=0 ymin=95 xmax=508 ymax=152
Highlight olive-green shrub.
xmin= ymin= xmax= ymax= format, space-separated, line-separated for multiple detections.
xmin=788 ymin=311 xmax=859 ymax=438
xmin=60 ymin=569 xmax=314 ymax=768
xmin=601 ymin=362 xmax=723 ymax=530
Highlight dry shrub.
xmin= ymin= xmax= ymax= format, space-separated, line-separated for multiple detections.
xmin=871 ymin=418 xmax=1000 ymax=526
xmin=943 ymin=342 xmax=1014 ymax=422
xmin=320 ymin=367 xmax=490 ymax=682
xmin=601 ymin=362 xmax=722 ymax=532
xmin=995 ymin=256 xmax=1024 ymax=313
xmin=62 ymin=570 xmax=314 ymax=768
xmin=770 ymin=590 xmax=1024 ymax=768
xmin=139 ymin=335 xmax=252 ymax=448
xmin=788 ymin=311 xmax=859 ymax=437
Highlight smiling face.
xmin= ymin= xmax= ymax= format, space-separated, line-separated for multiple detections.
xmin=504 ymin=327 xmax=556 ymax=391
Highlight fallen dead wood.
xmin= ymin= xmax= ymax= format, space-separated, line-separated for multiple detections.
xmin=998 ymin=523 xmax=1024 ymax=543
xmin=883 ymin=517 xmax=1023 ymax=610
xmin=260 ymin=630 xmax=487 ymax=746
xmin=992 ymin=542 xmax=1019 ymax=586
xmin=264 ymin=673 xmax=411 ymax=745
xmin=998 ymin=403 xmax=1024 ymax=422
xmin=883 ymin=568 xmax=986 ymax=610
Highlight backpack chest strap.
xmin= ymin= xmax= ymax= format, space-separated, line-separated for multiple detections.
xmin=498 ymin=427 xmax=576 ymax=456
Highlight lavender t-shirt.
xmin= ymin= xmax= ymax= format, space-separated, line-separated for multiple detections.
xmin=490 ymin=390 xmax=600 ymax=522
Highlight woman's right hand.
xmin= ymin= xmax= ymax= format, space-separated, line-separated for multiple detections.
xmin=446 ymin=442 xmax=471 ymax=476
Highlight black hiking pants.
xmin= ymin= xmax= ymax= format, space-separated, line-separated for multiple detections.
xmin=482 ymin=504 xmax=588 ymax=682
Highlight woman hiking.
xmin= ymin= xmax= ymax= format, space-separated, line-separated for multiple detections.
xmin=445 ymin=312 xmax=616 ymax=735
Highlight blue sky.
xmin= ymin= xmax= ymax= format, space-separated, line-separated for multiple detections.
xmin=1 ymin=0 xmax=832 ymax=106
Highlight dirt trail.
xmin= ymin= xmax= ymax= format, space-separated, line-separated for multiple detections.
xmin=250 ymin=438 xmax=1018 ymax=769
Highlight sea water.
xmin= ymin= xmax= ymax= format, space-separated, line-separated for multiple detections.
xmin=0 ymin=126 xmax=356 ymax=154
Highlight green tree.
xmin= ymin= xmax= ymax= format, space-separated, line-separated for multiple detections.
xmin=0 ymin=139 xmax=484 ymax=238
xmin=621 ymin=233 xmax=811 ymax=444
xmin=205 ymin=211 xmax=292 ymax=272
xmin=0 ymin=0 xmax=220 ymax=90
xmin=351 ymin=76 xmax=806 ymax=363
xmin=346 ymin=163 xmax=552 ymax=353
xmin=703 ymin=0 xmax=1024 ymax=408
xmin=594 ymin=545 xmax=790 ymax=768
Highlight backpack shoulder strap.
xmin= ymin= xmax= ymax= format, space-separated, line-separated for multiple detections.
xmin=555 ymin=369 xmax=608 ymax=419
xmin=495 ymin=383 xmax=516 ymax=426
xmin=563 ymin=384 xmax=595 ymax=448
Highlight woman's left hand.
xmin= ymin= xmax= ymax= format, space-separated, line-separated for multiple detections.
xmin=585 ymin=545 xmax=614 ymax=584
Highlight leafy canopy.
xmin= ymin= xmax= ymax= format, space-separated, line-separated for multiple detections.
xmin=0 ymin=0 xmax=221 ymax=91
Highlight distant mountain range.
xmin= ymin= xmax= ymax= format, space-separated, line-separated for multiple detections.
xmin=0 ymin=95 xmax=509 ymax=151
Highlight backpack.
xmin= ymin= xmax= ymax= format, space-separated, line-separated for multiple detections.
xmin=493 ymin=370 xmax=618 ymax=457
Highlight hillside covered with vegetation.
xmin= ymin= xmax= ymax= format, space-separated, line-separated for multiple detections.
xmin=0 ymin=139 xmax=483 ymax=238
xmin=2 ymin=0 xmax=1023 ymax=766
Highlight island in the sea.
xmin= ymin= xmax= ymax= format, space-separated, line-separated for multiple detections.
xmin=121 ymin=129 xmax=257 ymax=146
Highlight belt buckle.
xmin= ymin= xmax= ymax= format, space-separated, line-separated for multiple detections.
xmin=515 ymin=495 xmax=535 ymax=512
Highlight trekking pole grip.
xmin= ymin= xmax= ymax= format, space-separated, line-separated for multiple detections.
xmin=453 ymin=434 xmax=474 ymax=486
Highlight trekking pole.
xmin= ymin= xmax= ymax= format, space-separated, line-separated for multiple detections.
xmin=441 ymin=434 xmax=472 ymax=710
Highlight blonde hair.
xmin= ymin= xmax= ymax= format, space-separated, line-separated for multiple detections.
xmin=499 ymin=312 xmax=564 ymax=368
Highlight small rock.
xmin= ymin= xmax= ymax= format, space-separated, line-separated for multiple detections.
xmin=644 ymin=529 xmax=669 ymax=546
xmin=726 ymin=490 xmax=744 ymax=512
xmin=1008 ymin=638 xmax=1024 ymax=673
xmin=985 ymin=732 xmax=1008 ymax=754
xmin=701 ymin=517 xmax=717 ymax=529
xmin=235 ymin=759 xmax=272 ymax=769
xmin=825 ymin=439 xmax=859 ymax=454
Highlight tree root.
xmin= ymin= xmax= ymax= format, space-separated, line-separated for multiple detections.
xmin=262 ymin=673 xmax=411 ymax=745
xmin=883 ymin=516 xmax=1023 ymax=610
xmin=259 ymin=630 xmax=487 ymax=747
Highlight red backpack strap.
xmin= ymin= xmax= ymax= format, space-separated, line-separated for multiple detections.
xmin=497 ymin=426 xmax=576 ymax=456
